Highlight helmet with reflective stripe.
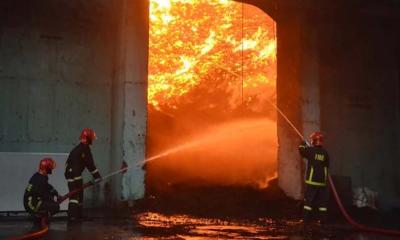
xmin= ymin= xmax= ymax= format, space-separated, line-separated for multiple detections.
xmin=80 ymin=128 xmax=97 ymax=145
xmin=39 ymin=158 xmax=56 ymax=175
xmin=309 ymin=131 xmax=324 ymax=146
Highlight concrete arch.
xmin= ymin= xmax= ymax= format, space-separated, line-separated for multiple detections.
xmin=113 ymin=0 xmax=316 ymax=202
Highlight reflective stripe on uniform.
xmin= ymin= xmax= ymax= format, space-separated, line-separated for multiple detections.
xmin=305 ymin=180 xmax=326 ymax=186
xmin=36 ymin=200 xmax=42 ymax=211
xmin=69 ymin=199 xmax=80 ymax=204
xmin=318 ymin=207 xmax=327 ymax=212
xmin=308 ymin=167 xmax=314 ymax=182
xmin=324 ymin=167 xmax=328 ymax=182
xmin=28 ymin=196 xmax=35 ymax=211
xmin=91 ymin=169 xmax=99 ymax=174
xmin=305 ymin=166 xmax=327 ymax=186
xmin=28 ymin=196 xmax=42 ymax=212
xmin=304 ymin=205 xmax=312 ymax=211
xmin=67 ymin=176 xmax=83 ymax=183
xmin=315 ymin=154 xmax=325 ymax=161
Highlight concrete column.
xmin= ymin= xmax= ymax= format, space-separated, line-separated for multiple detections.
xmin=300 ymin=24 xmax=321 ymax=139
xmin=110 ymin=0 xmax=149 ymax=203
xmin=277 ymin=14 xmax=320 ymax=200
xmin=276 ymin=15 xmax=304 ymax=200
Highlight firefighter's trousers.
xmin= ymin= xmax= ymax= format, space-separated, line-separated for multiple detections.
xmin=303 ymin=184 xmax=329 ymax=222
xmin=67 ymin=178 xmax=84 ymax=219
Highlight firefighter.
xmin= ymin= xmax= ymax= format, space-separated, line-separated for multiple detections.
xmin=65 ymin=128 xmax=102 ymax=222
xmin=24 ymin=158 xmax=60 ymax=226
xmin=298 ymin=131 xmax=330 ymax=224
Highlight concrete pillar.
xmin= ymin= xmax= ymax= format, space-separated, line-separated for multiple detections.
xmin=110 ymin=0 xmax=149 ymax=203
xmin=300 ymin=24 xmax=320 ymax=137
xmin=277 ymin=14 xmax=320 ymax=200
xmin=276 ymin=14 xmax=304 ymax=200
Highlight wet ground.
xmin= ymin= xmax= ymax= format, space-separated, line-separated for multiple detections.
xmin=1 ymin=182 xmax=400 ymax=239
xmin=0 ymin=211 xmax=397 ymax=240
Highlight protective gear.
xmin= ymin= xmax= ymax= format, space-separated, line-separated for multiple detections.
xmin=299 ymin=141 xmax=330 ymax=224
xmin=39 ymin=158 xmax=56 ymax=175
xmin=89 ymin=177 xmax=102 ymax=185
xmin=121 ymin=161 xmax=128 ymax=174
xmin=299 ymin=142 xmax=329 ymax=186
xmin=67 ymin=178 xmax=84 ymax=221
xmin=23 ymin=172 xmax=60 ymax=223
xmin=309 ymin=131 xmax=323 ymax=146
xmin=303 ymin=184 xmax=329 ymax=223
xmin=80 ymin=128 xmax=96 ymax=145
xmin=65 ymin=142 xmax=101 ymax=221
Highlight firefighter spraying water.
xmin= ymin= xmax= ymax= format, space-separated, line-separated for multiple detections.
xmin=264 ymin=99 xmax=400 ymax=237
xmin=64 ymin=128 xmax=102 ymax=222
xmin=299 ymin=132 xmax=330 ymax=224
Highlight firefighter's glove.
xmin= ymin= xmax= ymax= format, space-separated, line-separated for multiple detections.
xmin=141 ymin=163 xmax=147 ymax=171
xmin=51 ymin=189 xmax=59 ymax=200
xmin=93 ymin=171 xmax=102 ymax=180
xmin=56 ymin=195 xmax=63 ymax=203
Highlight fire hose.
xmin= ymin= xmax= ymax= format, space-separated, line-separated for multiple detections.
xmin=6 ymin=217 xmax=49 ymax=240
xmin=267 ymin=98 xmax=400 ymax=237
xmin=8 ymin=100 xmax=400 ymax=239
xmin=7 ymin=162 xmax=129 ymax=240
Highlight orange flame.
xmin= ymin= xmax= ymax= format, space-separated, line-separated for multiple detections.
xmin=147 ymin=0 xmax=277 ymax=191
xmin=149 ymin=0 xmax=276 ymax=109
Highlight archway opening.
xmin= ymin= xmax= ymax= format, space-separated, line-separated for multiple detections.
xmin=146 ymin=0 xmax=277 ymax=196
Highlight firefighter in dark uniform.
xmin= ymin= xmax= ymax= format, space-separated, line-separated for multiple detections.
xmin=24 ymin=158 xmax=60 ymax=226
xmin=65 ymin=128 xmax=101 ymax=221
xmin=298 ymin=131 xmax=330 ymax=224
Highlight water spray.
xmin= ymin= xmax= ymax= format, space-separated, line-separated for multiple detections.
xmin=265 ymin=98 xmax=305 ymax=141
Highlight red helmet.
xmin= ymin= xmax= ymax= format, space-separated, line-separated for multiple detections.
xmin=80 ymin=128 xmax=96 ymax=144
xmin=309 ymin=131 xmax=324 ymax=146
xmin=39 ymin=158 xmax=56 ymax=175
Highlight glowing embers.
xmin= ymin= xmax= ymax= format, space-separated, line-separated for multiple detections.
xmin=149 ymin=0 xmax=276 ymax=109
xmin=147 ymin=0 xmax=277 ymax=192
xmin=134 ymin=212 xmax=288 ymax=239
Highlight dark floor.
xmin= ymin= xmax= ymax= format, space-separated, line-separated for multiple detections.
xmin=1 ymin=182 xmax=400 ymax=240
xmin=1 ymin=212 xmax=398 ymax=240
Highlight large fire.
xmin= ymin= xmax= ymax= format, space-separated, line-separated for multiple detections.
xmin=147 ymin=0 xmax=277 ymax=193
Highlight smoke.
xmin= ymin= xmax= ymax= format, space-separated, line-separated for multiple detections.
xmin=146 ymin=0 xmax=277 ymax=194
xmin=146 ymin=51 xmax=277 ymax=194
xmin=146 ymin=116 xmax=277 ymax=193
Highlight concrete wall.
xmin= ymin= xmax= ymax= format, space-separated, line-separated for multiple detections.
xmin=0 ymin=0 xmax=148 ymax=207
xmin=1 ymin=0 xmax=399 ymax=211
xmin=255 ymin=1 xmax=400 ymax=209
xmin=320 ymin=17 xmax=400 ymax=209
xmin=0 ymin=0 xmax=115 ymax=206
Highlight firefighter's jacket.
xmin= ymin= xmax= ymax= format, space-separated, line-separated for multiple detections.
xmin=24 ymin=172 xmax=57 ymax=213
xmin=299 ymin=142 xmax=330 ymax=187
xmin=64 ymin=143 xmax=101 ymax=183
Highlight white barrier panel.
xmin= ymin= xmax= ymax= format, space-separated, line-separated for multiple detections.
xmin=0 ymin=152 xmax=69 ymax=211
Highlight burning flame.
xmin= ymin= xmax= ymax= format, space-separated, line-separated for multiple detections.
xmin=147 ymin=0 xmax=277 ymax=191
xmin=149 ymin=0 xmax=276 ymax=109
